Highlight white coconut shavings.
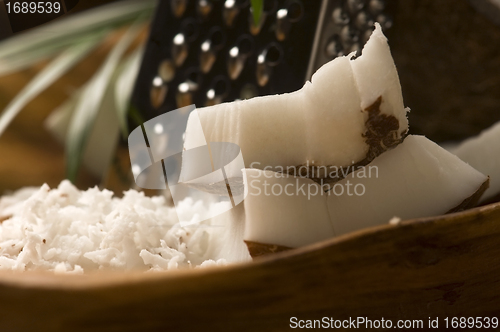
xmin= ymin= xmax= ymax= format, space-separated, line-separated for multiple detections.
xmin=0 ymin=180 xmax=250 ymax=273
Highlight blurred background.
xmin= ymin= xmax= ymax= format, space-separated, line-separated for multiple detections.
xmin=386 ymin=0 xmax=500 ymax=143
xmin=0 ymin=0 xmax=498 ymax=194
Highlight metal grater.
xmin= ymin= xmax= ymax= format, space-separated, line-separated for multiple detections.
xmin=130 ymin=0 xmax=392 ymax=124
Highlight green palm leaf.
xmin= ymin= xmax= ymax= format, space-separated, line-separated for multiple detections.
xmin=65 ymin=19 xmax=144 ymax=181
xmin=115 ymin=45 xmax=144 ymax=138
xmin=0 ymin=0 xmax=156 ymax=76
xmin=0 ymin=34 xmax=104 ymax=137
xmin=251 ymin=0 xmax=264 ymax=26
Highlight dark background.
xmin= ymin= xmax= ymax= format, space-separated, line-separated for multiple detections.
xmin=386 ymin=0 xmax=500 ymax=143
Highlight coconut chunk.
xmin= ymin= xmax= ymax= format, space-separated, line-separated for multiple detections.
xmin=183 ymin=24 xmax=408 ymax=182
xmin=242 ymin=136 xmax=488 ymax=248
xmin=243 ymin=169 xmax=334 ymax=248
xmin=448 ymin=121 xmax=500 ymax=202
xmin=350 ymin=23 xmax=407 ymax=129
xmin=327 ymin=135 xmax=488 ymax=236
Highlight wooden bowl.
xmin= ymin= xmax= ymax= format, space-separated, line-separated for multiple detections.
xmin=1 ymin=202 xmax=499 ymax=331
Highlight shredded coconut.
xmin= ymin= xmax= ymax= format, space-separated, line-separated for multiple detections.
xmin=0 ymin=180 xmax=250 ymax=273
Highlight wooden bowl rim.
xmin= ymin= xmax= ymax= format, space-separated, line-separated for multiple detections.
xmin=1 ymin=201 xmax=499 ymax=290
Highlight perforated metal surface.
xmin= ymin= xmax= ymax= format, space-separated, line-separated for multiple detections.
xmin=131 ymin=0 xmax=391 ymax=120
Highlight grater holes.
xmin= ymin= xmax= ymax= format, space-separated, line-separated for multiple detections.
xmin=172 ymin=33 xmax=188 ymax=67
xmin=180 ymin=19 xmax=199 ymax=43
xmin=275 ymin=0 xmax=304 ymax=41
xmin=368 ymin=0 xmax=385 ymax=16
xmin=340 ymin=25 xmax=359 ymax=48
xmin=186 ymin=68 xmax=203 ymax=88
xmin=263 ymin=43 xmax=283 ymax=66
xmin=206 ymin=76 xmax=230 ymax=106
xmin=134 ymin=0 xmax=326 ymax=118
xmin=171 ymin=0 xmax=188 ymax=18
xmin=285 ymin=0 xmax=304 ymax=22
xmin=223 ymin=0 xmax=249 ymax=27
xmin=158 ymin=59 xmax=175 ymax=83
xmin=375 ymin=13 xmax=392 ymax=30
xmin=197 ymin=0 xmax=213 ymax=19
xmin=209 ymin=28 xmax=225 ymax=50
xmin=150 ymin=76 xmax=168 ymax=109
xmin=176 ymin=68 xmax=203 ymax=108
xmin=325 ymin=35 xmax=343 ymax=58
xmin=200 ymin=27 xmax=226 ymax=73
xmin=213 ymin=76 xmax=230 ymax=96
xmin=172 ymin=19 xmax=199 ymax=67
xmin=227 ymin=34 xmax=254 ymax=80
xmin=332 ymin=7 xmax=350 ymax=25
xmin=256 ymin=43 xmax=283 ymax=86
xmin=346 ymin=0 xmax=365 ymax=15
xmin=354 ymin=11 xmax=374 ymax=30
xmin=232 ymin=34 xmax=254 ymax=56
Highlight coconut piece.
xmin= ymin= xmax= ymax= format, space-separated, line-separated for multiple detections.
xmin=242 ymin=168 xmax=334 ymax=248
xmin=448 ymin=121 xmax=500 ymax=202
xmin=242 ymin=136 xmax=488 ymax=248
xmin=327 ymin=135 xmax=488 ymax=236
xmin=182 ymin=24 xmax=408 ymax=184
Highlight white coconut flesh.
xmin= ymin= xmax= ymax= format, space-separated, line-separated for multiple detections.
xmin=0 ymin=181 xmax=251 ymax=272
xmin=182 ymin=24 xmax=408 ymax=184
xmin=243 ymin=168 xmax=334 ymax=248
xmin=243 ymin=135 xmax=488 ymax=248
xmin=327 ymin=135 xmax=488 ymax=236
xmin=448 ymin=121 xmax=500 ymax=202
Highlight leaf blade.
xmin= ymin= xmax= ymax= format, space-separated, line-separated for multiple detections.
xmin=0 ymin=35 xmax=103 ymax=137
xmin=65 ymin=21 xmax=144 ymax=182
xmin=0 ymin=0 xmax=156 ymax=76
xmin=114 ymin=44 xmax=144 ymax=138
xmin=250 ymin=0 xmax=264 ymax=27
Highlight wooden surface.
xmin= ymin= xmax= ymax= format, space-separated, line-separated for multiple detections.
xmin=0 ymin=202 xmax=499 ymax=331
